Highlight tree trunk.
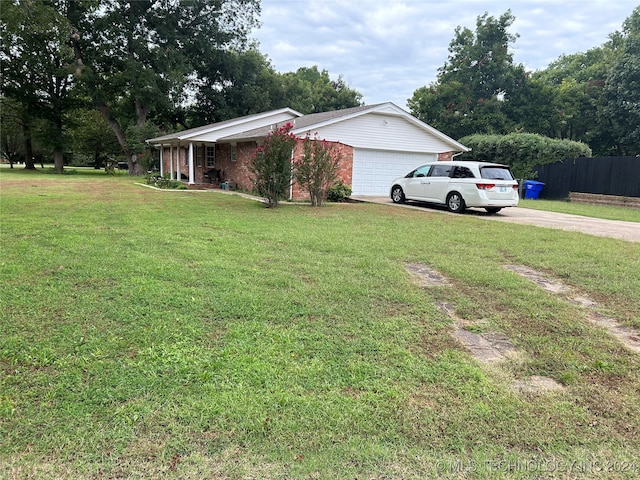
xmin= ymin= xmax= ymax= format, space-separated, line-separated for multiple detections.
xmin=93 ymin=151 xmax=103 ymax=169
xmin=53 ymin=148 xmax=64 ymax=173
xmin=129 ymin=153 xmax=146 ymax=175
xmin=22 ymin=121 xmax=36 ymax=170
xmin=96 ymin=102 xmax=141 ymax=174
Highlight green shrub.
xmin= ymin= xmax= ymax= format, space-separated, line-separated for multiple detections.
xmin=458 ymin=133 xmax=592 ymax=179
xmin=250 ymin=123 xmax=297 ymax=208
xmin=146 ymin=173 xmax=186 ymax=189
xmin=326 ymin=181 xmax=352 ymax=202
xmin=294 ymin=134 xmax=342 ymax=207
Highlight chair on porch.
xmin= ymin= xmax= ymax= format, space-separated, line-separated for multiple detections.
xmin=204 ymin=168 xmax=222 ymax=184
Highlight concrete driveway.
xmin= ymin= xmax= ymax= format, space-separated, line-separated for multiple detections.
xmin=351 ymin=196 xmax=640 ymax=243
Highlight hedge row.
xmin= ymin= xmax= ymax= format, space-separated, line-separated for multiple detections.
xmin=458 ymin=133 xmax=592 ymax=179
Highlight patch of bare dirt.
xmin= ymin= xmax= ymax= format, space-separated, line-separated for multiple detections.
xmin=436 ymin=302 xmax=515 ymax=363
xmin=587 ymin=312 xmax=640 ymax=353
xmin=435 ymin=301 xmax=565 ymax=394
xmin=451 ymin=329 xmax=515 ymax=362
xmin=505 ymin=264 xmax=640 ymax=353
xmin=504 ymin=265 xmax=569 ymax=294
xmin=408 ymin=267 xmax=566 ymax=394
xmin=512 ymin=375 xmax=565 ymax=393
xmin=404 ymin=263 xmax=450 ymax=287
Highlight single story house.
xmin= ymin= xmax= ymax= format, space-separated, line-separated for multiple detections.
xmin=146 ymin=102 xmax=469 ymax=198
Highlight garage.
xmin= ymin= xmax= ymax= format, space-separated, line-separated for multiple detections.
xmin=149 ymin=102 xmax=469 ymax=198
xmin=351 ymin=149 xmax=436 ymax=196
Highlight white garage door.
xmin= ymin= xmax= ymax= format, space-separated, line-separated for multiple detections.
xmin=351 ymin=149 xmax=436 ymax=196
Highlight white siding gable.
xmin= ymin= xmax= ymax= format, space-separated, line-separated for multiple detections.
xmin=300 ymin=113 xmax=456 ymax=153
xmin=187 ymin=112 xmax=297 ymax=143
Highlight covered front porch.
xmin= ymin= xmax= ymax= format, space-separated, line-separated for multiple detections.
xmin=146 ymin=107 xmax=302 ymax=191
xmin=153 ymin=142 xmax=220 ymax=185
xmin=149 ymin=139 xmax=254 ymax=192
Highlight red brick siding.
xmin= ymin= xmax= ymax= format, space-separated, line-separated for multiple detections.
xmin=438 ymin=151 xmax=454 ymax=161
xmin=160 ymin=139 xmax=354 ymax=200
xmin=291 ymin=141 xmax=353 ymax=201
xmin=218 ymin=142 xmax=258 ymax=191
xmin=160 ymin=146 xmax=188 ymax=179
xmin=160 ymin=142 xmax=257 ymax=185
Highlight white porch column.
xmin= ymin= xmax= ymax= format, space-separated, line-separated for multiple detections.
xmin=159 ymin=144 xmax=164 ymax=177
xmin=169 ymin=145 xmax=174 ymax=179
xmin=176 ymin=143 xmax=182 ymax=180
xmin=188 ymin=142 xmax=195 ymax=184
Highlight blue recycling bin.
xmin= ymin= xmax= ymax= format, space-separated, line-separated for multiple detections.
xmin=524 ymin=180 xmax=545 ymax=200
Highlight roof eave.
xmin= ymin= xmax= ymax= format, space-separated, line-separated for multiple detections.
xmin=146 ymin=107 xmax=303 ymax=145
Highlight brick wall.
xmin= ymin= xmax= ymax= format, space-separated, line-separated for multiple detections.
xmin=569 ymin=192 xmax=640 ymax=209
xmin=291 ymin=141 xmax=353 ymax=200
xmin=160 ymin=139 xmax=354 ymax=201
xmin=160 ymin=141 xmax=257 ymax=186
xmin=438 ymin=151 xmax=453 ymax=161
xmin=161 ymin=146 xmax=187 ymax=179
xmin=223 ymin=141 xmax=258 ymax=191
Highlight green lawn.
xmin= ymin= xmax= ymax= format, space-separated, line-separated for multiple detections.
xmin=1 ymin=168 xmax=640 ymax=479
xmin=519 ymin=199 xmax=640 ymax=222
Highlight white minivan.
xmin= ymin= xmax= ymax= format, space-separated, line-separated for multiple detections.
xmin=390 ymin=161 xmax=519 ymax=214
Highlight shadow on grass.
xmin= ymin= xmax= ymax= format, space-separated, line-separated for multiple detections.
xmin=0 ymin=164 xmax=131 ymax=177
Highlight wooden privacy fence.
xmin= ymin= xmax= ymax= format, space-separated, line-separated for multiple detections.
xmin=534 ymin=157 xmax=640 ymax=201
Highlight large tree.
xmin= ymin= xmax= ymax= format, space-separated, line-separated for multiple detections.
xmin=532 ymin=45 xmax=620 ymax=156
xmin=604 ymin=6 xmax=640 ymax=155
xmin=68 ymin=108 xmax=121 ymax=169
xmin=409 ymin=10 xmax=527 ymax=139
xmin=1 ymin=0 xmax=84 ymax=172
xmin=191 ymin=57 xmax=364 ymax=125
xmin=71 ymin=0 xmax=260 ymax=174
xmin=280 ymin=66 xmax=363 ymax=114
xmin=0 ymin=97 xmax=26 ymax=168
xmin=190 ymin=47 xmax=285 ymax=124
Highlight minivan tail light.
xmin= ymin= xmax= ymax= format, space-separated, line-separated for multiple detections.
xmin=512 ymin=184 xmax=519 ymax=190
xmin=476 ymin=183 xmax=495 ymax=190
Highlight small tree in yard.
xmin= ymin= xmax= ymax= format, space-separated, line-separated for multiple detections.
xmin=294 ymin=133 xmax=342 ymax=207
xmin=251 ymin=123 xmax=297 ymax=208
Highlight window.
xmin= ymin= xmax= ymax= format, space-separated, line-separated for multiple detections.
xmin=195 ymin=146 xmax=203 ymax=167
xmin=451 ymin=166 xmax=475 ymax=178
xmin=429 ymin=165 xmax=452 ymax=177
xmin=410 ymin=165 xmax=431 ymax=178
xmin=480 ymin=166 xmax=513 ymax=180
xmin=230 ymin=144 xmax=237 ymax=163
xmin=206 ymin=146 xmax=215 ymax=167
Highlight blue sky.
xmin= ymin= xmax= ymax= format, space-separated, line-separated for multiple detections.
xmin=251 ymin=0 xmax=637 ymax=108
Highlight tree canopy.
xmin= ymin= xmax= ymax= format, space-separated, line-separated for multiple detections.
xmin=70 ymin=0 xmax=261 ymax=173
xmin=2 ymin=2 xmax=638 ymax=173
xmin=409 ymin=7 xmax=639 ymax=157
xmin=1 ymin=0 xmax=83 ymax=171
xmin=408 ymin=10 xmax=527 ymax=139
xmin=1 ymin=0 xmax=363 ymax=172
xmin=604 ymin=6 xmax=640 ymax=155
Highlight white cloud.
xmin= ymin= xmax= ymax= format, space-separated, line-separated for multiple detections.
xmin=253 ymin=0 xmax=636 ymax=108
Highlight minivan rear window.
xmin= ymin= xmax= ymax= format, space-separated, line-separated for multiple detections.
xmin=480 ymin=167 xmax=514 ymax=180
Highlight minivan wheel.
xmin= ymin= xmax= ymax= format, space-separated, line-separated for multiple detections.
xmin=485 ymin=207 xmax=502 ymax=214
xmin=446 ymin=192 xmax=466 ymax=213
xmin=391 ymin=186 xmax=405 ymax=204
